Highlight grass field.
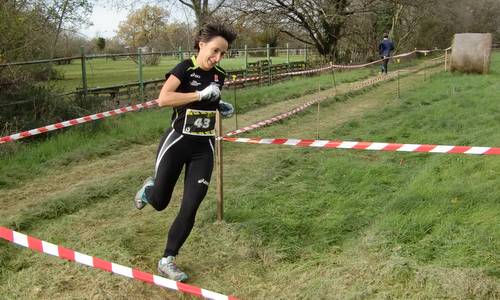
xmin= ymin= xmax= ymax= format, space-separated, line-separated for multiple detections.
xmin=50 ymin=54 xmax=308 ymax=92
xmin=47 ymin=51 xmax=420 ymax=93
xmin=1 ymin=53 xmax=499 ymax=299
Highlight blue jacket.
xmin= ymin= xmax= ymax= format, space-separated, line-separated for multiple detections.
xmin=379 ymin=39 xmax=395 ymax=57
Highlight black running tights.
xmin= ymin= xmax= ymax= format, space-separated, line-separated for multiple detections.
xmin=145 ymin=128 xmax=214 ymax=257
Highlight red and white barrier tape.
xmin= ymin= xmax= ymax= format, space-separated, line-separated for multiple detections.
xmin=332 ymin=50 xmax=417 ymax=69
xmin=431 ymin=54 xmax=446 ymax=61
xmin=224 ymin=48 xmax=443 ymax=84
xmin=0 ymin=99 xmax=159 ymax=144
xmin=0 ymin=61 xmax=366 ymax=143
xmin=350 ymin=72 xmax=398 ymax=89
xmin=332 ymin=48 xmax=446 ymax=70
xmin=225 ymin=73 xmax=398 ymax=137
xmin=1 ymin=48 xmax=443 ymax=144
xmin=0 ymin=62 xmax=355 ymax=143
xmin=222 ymin=137 xmax=500 ymax=156
xmin=277 ymin=64 xmax=334 ymax=77
xmin=224 ymin=64 xmax=333 ymax=86
xmin=225 ymin=100 xmax=318 ymax=136
xmin=0 ymin=226 xmax=239 ymax=300
xmin=225 ymin=76 xmax=261 ymax=86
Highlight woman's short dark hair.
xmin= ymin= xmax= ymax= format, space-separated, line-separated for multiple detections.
xmin=194 ymin=23 xmax=237 ymax=50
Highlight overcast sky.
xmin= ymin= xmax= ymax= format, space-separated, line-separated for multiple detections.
xmin=79 ymin=2 xmax=193 ymax=39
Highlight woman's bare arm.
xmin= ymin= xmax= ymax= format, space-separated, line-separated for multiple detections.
xmin=158 ymin=75 xmax=200 ymax=107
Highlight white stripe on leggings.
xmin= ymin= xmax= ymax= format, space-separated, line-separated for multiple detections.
xmin=155 ymin=131 xmax=183 ymax=176
xmin=208 ymin=139 xmax=215 ymax=154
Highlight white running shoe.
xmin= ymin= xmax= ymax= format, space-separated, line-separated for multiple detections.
xmin=134 ymin=176 xmax=154 ymax=210
xmin=158 ymin=256 xmax=189 ymax=282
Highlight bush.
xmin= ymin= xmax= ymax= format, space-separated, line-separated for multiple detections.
xmin=0 ymin=75 xmax=108 ymax=138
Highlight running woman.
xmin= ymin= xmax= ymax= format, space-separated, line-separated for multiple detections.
xmin=134 ymin=23 xmax=236 ymax=282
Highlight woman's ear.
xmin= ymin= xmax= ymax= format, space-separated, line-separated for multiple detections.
xmin=198 ymin=41 xmax=205 ymax=50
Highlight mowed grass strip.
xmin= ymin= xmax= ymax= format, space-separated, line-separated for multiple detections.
xmin=1 ymin=55 xmax=498 ymax=299
xmin=0 ymin=65 xmax=377 ymax=189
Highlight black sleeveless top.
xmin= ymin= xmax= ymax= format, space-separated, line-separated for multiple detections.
xmin=165 ymin=56 xmax=226 ymax=139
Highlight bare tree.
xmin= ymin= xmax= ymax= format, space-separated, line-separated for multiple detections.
xmin=44 ymin=0 xmax=93 ymax=58
xmin=235 ymin=0 xmax=383 ymax=59
xmin=108 ymin=0 xmax=230 ymax=27
xmin=176 ymin=0 xmax=227 ymax=26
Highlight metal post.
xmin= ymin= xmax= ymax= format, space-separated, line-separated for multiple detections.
xmin=244 ymin=45 xmax=248 ymax=70
xmin=233 ymin=75 xmax=238 ymax=130
xmin=269 ymin=58 xmax=272 ymax=85
xmin=138 ymin=48 xmax=144 ymax=102
xmin=266 ymin=44 xmax=270 ymax=61
xmin=80 ymin=46 xmax=87 ymax=96
xmin=215 ymin=111 xmax=224 ymax=221
xmin=286 ymin=43 xmax=290 ymax=65
xmin=304 ymin=45 xmax=308 ymax=65
xmin=178 ymin=46 xmax=183 ymax=62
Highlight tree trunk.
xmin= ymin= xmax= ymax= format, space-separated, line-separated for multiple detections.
xmin=50 ymin=0 xmax=69 ymax=59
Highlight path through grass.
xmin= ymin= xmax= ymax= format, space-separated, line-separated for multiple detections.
xmin=1 ymin=56 xmax=498 ymax=299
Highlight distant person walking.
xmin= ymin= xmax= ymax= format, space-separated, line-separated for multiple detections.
xmin=379 ymin=33 xmax=395 ymax=74
xmin=134 ymin=23 xmax=236 ymax=282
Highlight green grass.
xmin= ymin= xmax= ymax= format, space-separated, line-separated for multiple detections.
xmin=1 ymin=55 xmax=499 ymax=299
xmin=49 ymin=52 xmax=420 ymax=92
xmin=0 ymin=66 xmax=375 ymax=188
xmin=229 ymin=72 xmax=500 ymax=268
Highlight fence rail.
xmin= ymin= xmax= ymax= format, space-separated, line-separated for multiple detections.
xmin=0 ymin=45 xmax=309 ymax=68
xmin=0 ymin=45 xmax=438 ymax=108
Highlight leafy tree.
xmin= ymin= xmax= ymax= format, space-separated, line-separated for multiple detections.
xmin=117 ymin=4 xmax=169 ymax=48
xmin=1 ymin=0 xmax=93 ymax=61
xmin=1 ymin=1 xmax=53 ymax=61
xmin=96 ymin=37 xmax=106 ymax=52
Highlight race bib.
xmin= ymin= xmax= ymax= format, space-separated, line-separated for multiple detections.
xmin=182 ymin=109 xmax=216 ymax=136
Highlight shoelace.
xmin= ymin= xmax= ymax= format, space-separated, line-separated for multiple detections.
xmin=166 ymin=262 xmax=183 ymax=273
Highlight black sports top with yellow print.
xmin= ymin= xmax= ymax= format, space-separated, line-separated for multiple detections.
xmin=166 ymin=56 xmax=226 ymax=139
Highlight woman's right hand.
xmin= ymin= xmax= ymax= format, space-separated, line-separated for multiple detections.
xmin=198 ymin=83 xmax=220 ymax=102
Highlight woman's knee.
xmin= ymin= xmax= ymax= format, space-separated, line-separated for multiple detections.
xmin=149 ymin=194 xmax=172 ymax=211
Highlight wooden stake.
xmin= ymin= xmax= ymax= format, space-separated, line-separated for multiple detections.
xmin=483 ymin=53 xmax=486 ymax=74
xmin=444 ymin=49 xmax=448 ymax=72
xmin=215 ymin=111 xmax=223 ymax=221
xmin=331 ymin=62 xmax=338 ymax=94
xmin=397 ymin=70 xmax=401 ymax=99
xmin=316 ymin=102 xmax=320 ymax=139
xmin=317 ymin=84 xmax=321 ymax=139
